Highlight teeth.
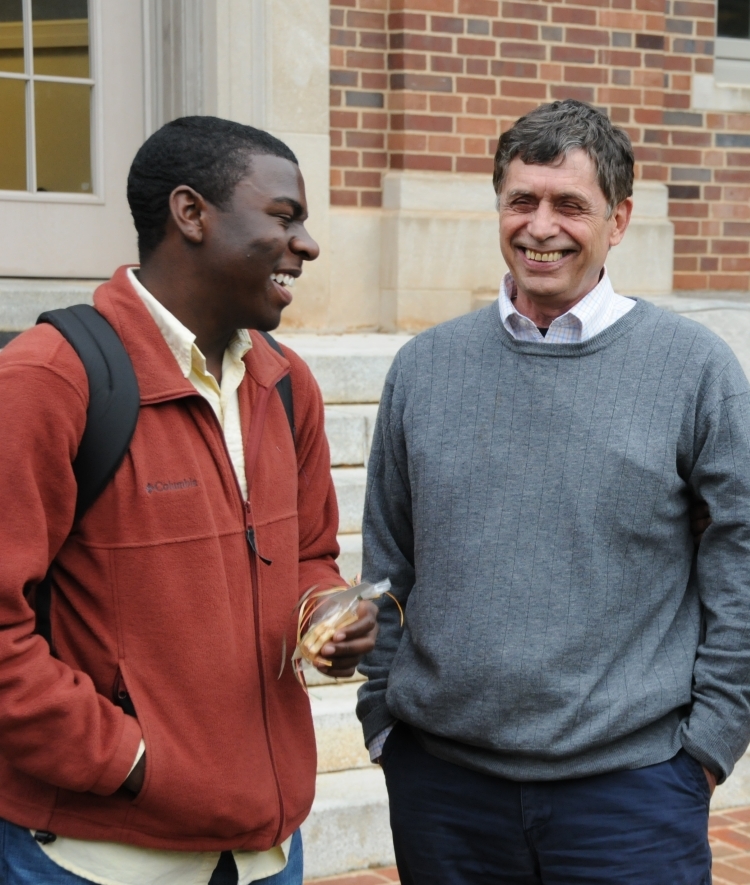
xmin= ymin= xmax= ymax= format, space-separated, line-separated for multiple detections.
xmin=270 ymin=273 xmax=296 ymax=288
xmin=524 ymin=249 xmax=563 ymax=263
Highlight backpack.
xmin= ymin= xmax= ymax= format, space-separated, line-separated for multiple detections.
xmin=34 ymin=304 xmax=294 ymax=646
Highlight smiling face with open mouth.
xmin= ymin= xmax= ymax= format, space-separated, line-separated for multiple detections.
xmin=497 ymin=149 xmax=632 ymax=321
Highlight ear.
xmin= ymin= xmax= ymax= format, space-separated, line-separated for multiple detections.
xmin=168 ymin=185 xmax=209 ymax=245
xmin=608 ymin=197 xmax=633 ymax=248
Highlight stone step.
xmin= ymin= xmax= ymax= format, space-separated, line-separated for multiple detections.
xmin=326 ymin=404 xmax=378 ymax=467
xmin=301 ymin=767 xmax=394 ymax=879
xmin=309 ymin=681 xmax=370 ymax=774
xmin=332 ymin=467 xmax=366 ymax=534
xmin=276 ymin=333 xmax=411 ymax=404
xmin=336 ymin=533 xmax=363 ymax=584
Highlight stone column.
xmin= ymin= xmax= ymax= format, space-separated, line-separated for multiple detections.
xmin=210 ymin=0 xmax=332 ymax=330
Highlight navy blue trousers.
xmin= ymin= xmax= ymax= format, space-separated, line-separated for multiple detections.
xmin=381 ymin=724 xmax=712 ymax=885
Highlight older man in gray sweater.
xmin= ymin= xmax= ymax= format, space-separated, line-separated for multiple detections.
xmin=357 ymin=99 xmax=750 ymax=884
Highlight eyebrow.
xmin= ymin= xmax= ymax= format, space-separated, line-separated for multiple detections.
xmin=269 ymin=196 xmax=306 ymax=220
xmin=506 ymin=188 xmax=590 ymax=204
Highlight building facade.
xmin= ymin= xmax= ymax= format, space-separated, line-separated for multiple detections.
xmin=0 ymin=0 xmax=748 ymax=338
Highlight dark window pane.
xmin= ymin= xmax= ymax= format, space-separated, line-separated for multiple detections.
xmin=35 ymin=80 xmax=91 ymax=193
xmin=0 ymin=0 xmax=23 ymax=73
xmin=32 ymin=0 xmax=88 ymax=77
xmin=31 ymin=0 xmax=88 ymax=19
xmin=0 ymin=76 xmax=26 ymax=190
xmin=718 ymin=0 xmax=750 ymax=39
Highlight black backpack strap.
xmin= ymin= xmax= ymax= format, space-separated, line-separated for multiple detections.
xmin=34 ymin=304 xmax=140 ymax=648
xmin=259 ymin=331 xmax=295 ymax=440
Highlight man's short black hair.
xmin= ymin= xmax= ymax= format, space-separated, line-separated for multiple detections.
xmin=127 ymin=116 xmax=298 ymax=260
xmin=493 ymin=100 xmax=634 ymax=216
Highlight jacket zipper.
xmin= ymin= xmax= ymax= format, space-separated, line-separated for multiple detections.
xmin=201 ymin=368 xmax=291 ymax=845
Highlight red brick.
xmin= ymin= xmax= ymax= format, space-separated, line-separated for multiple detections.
xmin=428 ymin=134 xmax=462 ymax=152
xmin=636 ymin=0 xmax=665 ymax=9
xmin=430 ymin=94 xmax=463 ymax=111
xmin=709 ymin=273 xmax=750 ymax=289
xmin=673 ymin=1 xmax=715 ymax=18
xmin=599 ymin=10 xmax=646 ymax=28
xmin=431 ymin=15 xmax=464 ymax=33
xmin=361 ymin=72 xmax=387 ymax=89
xmin=724 ymin=222 xmax=750 ymax=237
xmin=330 ymin=189 xmax=358 ymax=206
xmin=493 ymin=21 xmax=539 ymax=39
xmin=392 ymin=33 xmax=452 ymax=52
xmin=491 ymin=97 xmax=543 ymax=116
xmin=671 ymin=131 xmax=712 ymax=146
xmin=663 ymin=148 xmax=702 ymax=164
xmin=553 ymin=6 xmax=596 ymax=23
xmin=457 ymin=156 xmax=494 ymax=173
xmin=387 ymin=132 xmax=427 ymax=150
xmin=675 ymin=238 xmax=707 ymax=254
xmin=457 ymin=76 xmax=497 ymax=94
xmin=466 ymin=96 xmax=489 ymax=112
xmin=669 ymin=201 xmax=709 ymax=217
xmin=565 ymin=65 xmax=608 ymax=83
xmin=663 ymin=55 xmax=692 ymax=72
xmin=664 ymin=93 xmax=691 ymax=109
xmin=344 ymin=170 xmax=382 ymax=188
xmin=330 ymin=149 xmax=360 ymax=167
xmin=598 ymin=50 xmax=642 ymax=67
xmin=502 ymin=1 xmax=548 ymax=20
xmin=501 ymin=79 xmax=548 ymax=98
xmin=599 ymin=86 xmax=643 ymax=103
xmin=457 ymin=116 xmax=499 ymax=134
xmin=610 ymin=106 xmax=631 ymax=123
xmin=712 ymin=239 xmax=750 ymax=254
xmin=725 ymin=186 xmax=750 ymax=201
xmin=388 ymin=53 xmax=428 ymax=71
xmin=673 ymin=220 xmax=700 ymax=235
xmin=500 ymin=42 xmax=546 ymax=59
xmin=674 ymin=256 xmax=698 ymax=271
xmin=346 ymin=50 xmax=384 ymax=69
xmin=673 ymin=273 xmax=709 ymax=288
xmin=550 ymin=84 xmax=596 ymax=101
xmin=458 ymin=0 xmax=499 ymax=14
xmin=388 ymin=12 xmax=427 ymax=30
xmin=362 ymin=112 xmax=388 ymax=128
xmin=552 ymin=46 xmax=597 ymax=63
xmin=704 ymin=186 xmax=722 ymax=200
xmin=566 ymin=27 xmax=610 ymax=45
xmin=361 ymin=32 xmax=387 ymax=50
xmin=390 ymin=112 xmax=453 ymax=132
xmin=346 ymin=131 xmax=384 ymax=148
xmin=727 ymin=152 xmax=750 ymax=167
xmin=457 ymin=37 xmax=497 ymax=56
xmin=398 ymin=152 xmax=453 ymax=170
xmin=715 ymin=170 xmax=750 ymax=183
xmin=390 ymin=0 xmax=453 ymax=10
xmin=390 ymin=73 xmax=453 ymax=91
xmin=331 ymin=110 xmax=358 ymax=128
xmin=362 ymin=151 xmax=388 ymax=168
xmin=332 ymin=29 xmax=357 ymax=47
xmin=699 ymin=256 xmax=719 ymax=271
xmin=492 ymin=60 xmax=538 ymax=77
xmin=721 ymin=258 xmax=750 ymax=273
xmin=431 ymin=54 xmax=463 ymax=72
xmin=347 ymin=10 xmax=384 ymax=29
xmin=467 ymin=58 xmax=489 ymax=74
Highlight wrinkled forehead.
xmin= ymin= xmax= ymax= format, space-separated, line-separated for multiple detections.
xmin=502 ymin=150 xmax=604 ymax=200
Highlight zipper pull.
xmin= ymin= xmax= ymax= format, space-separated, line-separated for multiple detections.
xmin=246 ymin=527 xmax=273 ymax=565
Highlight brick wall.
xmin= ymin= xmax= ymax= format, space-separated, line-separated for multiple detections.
xmin=329 ymin=0 xmax=750 ymax=292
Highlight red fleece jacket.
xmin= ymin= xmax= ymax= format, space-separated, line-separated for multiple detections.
xmin=0 ymin=267 xmax=342 ymax=850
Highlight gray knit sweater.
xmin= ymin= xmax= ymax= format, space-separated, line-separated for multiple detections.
xmin=357 ymin=299 xmax=750 ymax=782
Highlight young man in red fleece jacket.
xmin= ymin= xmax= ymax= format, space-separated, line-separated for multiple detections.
xmin=0 ymin=116 xmax=377 ymax=885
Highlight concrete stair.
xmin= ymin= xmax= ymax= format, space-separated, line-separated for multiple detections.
xmin=275 ymin=334 xmax=411 ymax=877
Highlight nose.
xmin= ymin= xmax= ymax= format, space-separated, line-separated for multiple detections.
xmin=291 ymin=225 xmax=320 ymax=262
xmin=525 ymin=201 xmax=559 ymax=243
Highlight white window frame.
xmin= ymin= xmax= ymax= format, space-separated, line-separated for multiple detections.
xmin=0 ymin=0 xmax=104 ymax=204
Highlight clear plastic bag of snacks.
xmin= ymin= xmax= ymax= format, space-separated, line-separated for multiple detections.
xmin=283 ymin=579 xmax=398 ymax=684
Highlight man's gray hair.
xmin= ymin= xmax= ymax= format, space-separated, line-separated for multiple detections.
xmin=492 ymin=100 xmax=634 ymax=215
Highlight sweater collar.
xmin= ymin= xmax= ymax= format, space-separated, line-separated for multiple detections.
xmin=92 ymin=266 xmax=289 ymax=403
